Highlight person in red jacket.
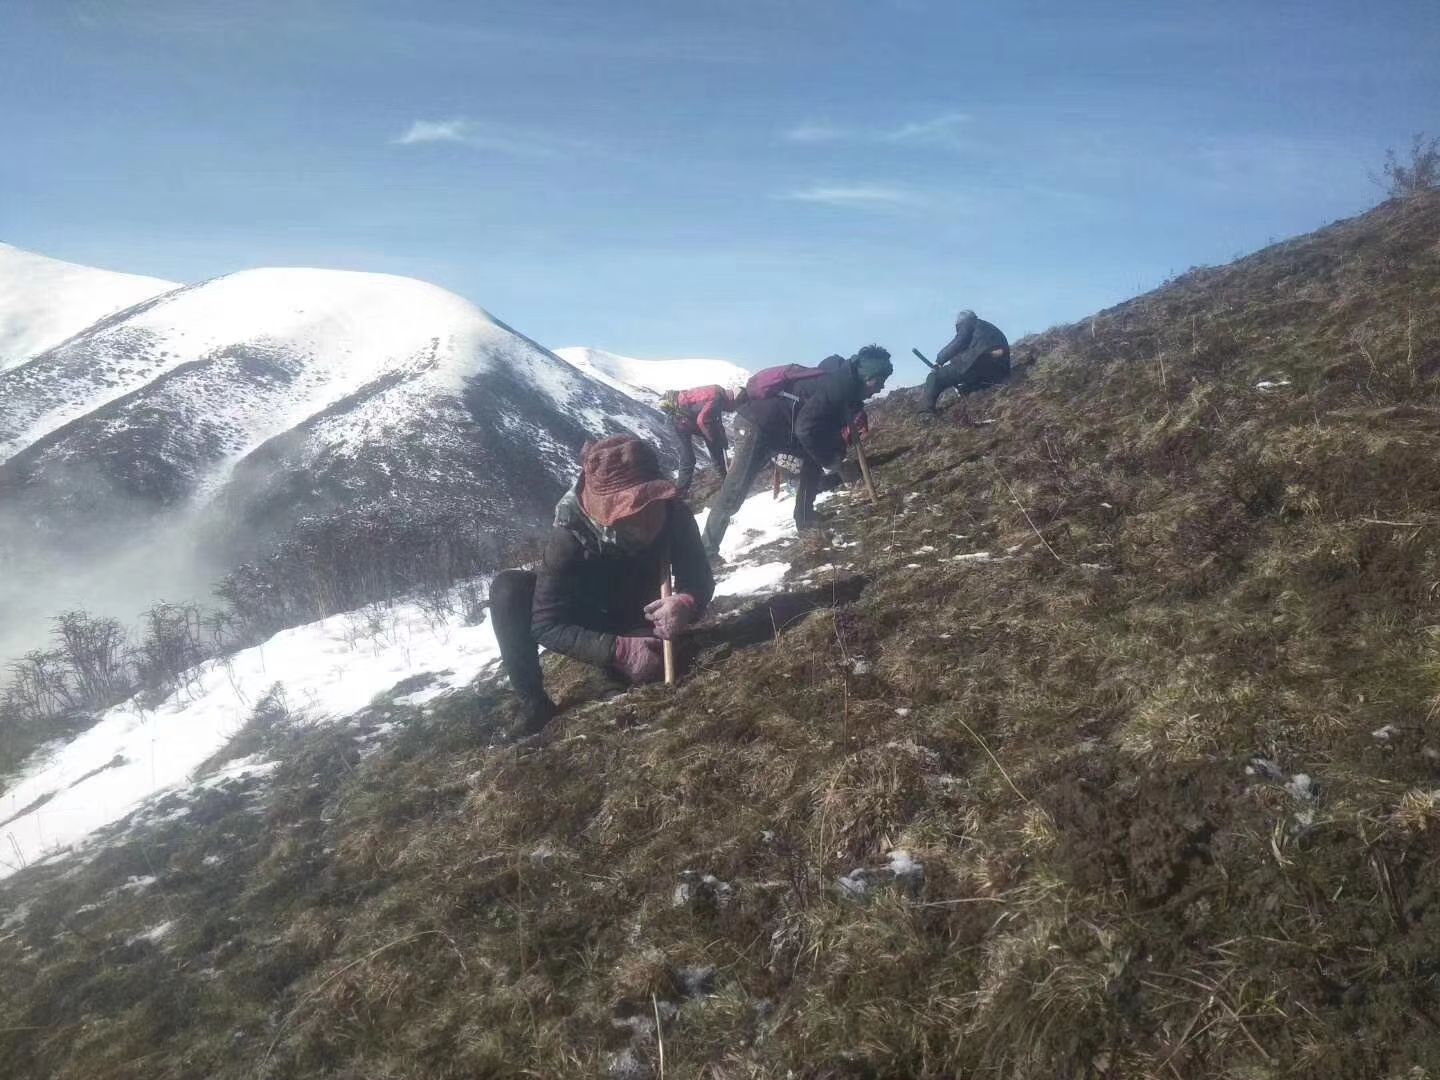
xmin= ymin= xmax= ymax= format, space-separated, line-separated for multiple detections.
xmin=488 ymin=436 xmax=715 ymax=733
xmin=660 ymin=385 xmax=739 ymax=495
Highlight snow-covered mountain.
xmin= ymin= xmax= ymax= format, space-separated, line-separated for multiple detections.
xmin=554 ymin=346 xmax=749 ymax=407
xmin=0 ymin=243 xmax=177 ymax=371
xmin=0 ymin=253 xmax=675 ymax=661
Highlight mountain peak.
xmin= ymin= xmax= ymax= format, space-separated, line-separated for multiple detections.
xmin=0 ymin=242 xmax=178 ymax=370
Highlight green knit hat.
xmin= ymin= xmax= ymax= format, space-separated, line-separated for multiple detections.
xmin=852 ymin=344 xmax=893 ymax=383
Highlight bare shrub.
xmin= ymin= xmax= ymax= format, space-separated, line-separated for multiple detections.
xmin=52 ymin=611 xmax=132 ymax=709
xmin=1373 ymin=133 xmax=1440 ymax=198
xmin=135 ymin=602 xmax=207 ymax=697
xmin=5 ymin=649 xmax=75 ymax=721
xmin=456 ymin=578 xmax=489 ymax=626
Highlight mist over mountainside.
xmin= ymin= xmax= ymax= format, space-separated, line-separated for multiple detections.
xmin=0 ymin=243 xmax=178 ymax=372
xmin=0 ymin=254 xmax=704 ymax=663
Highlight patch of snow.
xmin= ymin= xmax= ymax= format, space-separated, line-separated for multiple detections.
xmin=952 ymin=552 xmax=994 ymax=562
xmin=696 ymin=489 xmax=803 ymax=563
xmin=838 ymin=850 xmax=926 ymax=901
xmin=1286 ymin=773 xmax=1316 ymax=801
xmin=888 ymin=849 xmax=926 ymax=892
xmin=672 ymin=872 xmax=734 ymax=910
xmin=196 ymin=756 xmax=279 ymax=790
xmin=676 ymin=964 xmax=718 ymax=998
xmin=1 ymin=900 xmax=32 ymax=931
xmin=835 ymin=869 xmax=870 ymax=900
xmin=1255 ymin=379 xmax=1292 ymax=390
xmin=1246 ymin=757 xmax=1285 ymax=781
xmin=714 ymin=561 xmax=789 ymax=597
xmin=1371 ymin=725 xmax=1400 ymax=741
xmin=0 ymin=602 xmax=500 ymax=880
xmin=129 ymin=920 xmax=176 ymax=945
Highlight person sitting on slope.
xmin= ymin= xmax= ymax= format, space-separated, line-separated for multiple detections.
xmin=702 ymin=345 xmax=892 ymax=556
xmin=659 ymin=384 xmax=741 ymax=496
xmin=922 ymin=309 xmax=1011 ymax=413
xmin=489 ymin=435 xmax=715 ymax=733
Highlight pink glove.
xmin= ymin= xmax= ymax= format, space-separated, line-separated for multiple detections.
xmin=613 ymin=635 xmax=664 ymax=684
xmin=643 ymin=593 xmax=698 ymax=640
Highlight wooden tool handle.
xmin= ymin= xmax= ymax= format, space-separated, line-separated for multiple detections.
xmin=855 ymin=442 xmax=879 ymax=504
xmin=660 ymin=576 xmax=676 ymax=685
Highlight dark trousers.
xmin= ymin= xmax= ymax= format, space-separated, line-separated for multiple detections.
xmin=675 ymin=429 xmax=728 ymax=491
xmin=702 ymin=420 xmax=822 ymax=554
xmin=923 ymin=349 xmax=1011 ymax=409
xmin=489 ymin=569 xmax=551 ymax=708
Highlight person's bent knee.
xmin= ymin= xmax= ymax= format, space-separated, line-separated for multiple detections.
xmin=491 ymin=568 xmax=532 ymax=601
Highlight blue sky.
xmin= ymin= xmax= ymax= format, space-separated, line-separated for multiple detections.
xmin=2 ymin=1 xmax=1436 ymax=386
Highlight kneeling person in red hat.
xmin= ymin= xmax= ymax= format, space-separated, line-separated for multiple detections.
xmin=489 ymin=435 xmax=715 ymax=733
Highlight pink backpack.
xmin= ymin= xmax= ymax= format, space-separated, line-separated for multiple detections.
xmin=744 ymin=364 xmax=828 ymax=402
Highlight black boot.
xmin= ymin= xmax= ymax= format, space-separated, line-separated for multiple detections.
xmin=518 ymin=692 xmax=558 ymax=735
xmin=490 ymin=569 xmax=557 ymax=734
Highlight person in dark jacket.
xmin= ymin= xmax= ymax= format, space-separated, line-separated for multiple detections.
xmin=922 ymin=310 xmax=1010 ymax=412
xmin=660 ymin=384 xmax=739 ymax=494
xmin=701 ymin=345 xmax=892 ymax=556
xmin=489 ymin=435 xmax=715 ymax=732
xmin=819 ymin=354 xmax=871 ymax=448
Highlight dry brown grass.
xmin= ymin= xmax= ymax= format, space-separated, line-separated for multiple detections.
xmin=4 ymin=192 xmax=1440 ymax=1079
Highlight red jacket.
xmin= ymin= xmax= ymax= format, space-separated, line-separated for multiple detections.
xmin=670 ymin=385 xmax=734 ymax=437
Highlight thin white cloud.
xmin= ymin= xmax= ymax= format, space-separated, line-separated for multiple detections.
xmin=783 ymin=123 xmax=850 ymax=143
xmin=886 ymin=111 xmax=973 ymax=146
xmin=785 ymin=184 xmax=922 ymax=208
xmin=782 ymin=112 xmax=974 ymax=149
xmin=395 ymin=119 xmax=469 ymax=145
xmin=393 ymin=118 xmax=582 ymax=158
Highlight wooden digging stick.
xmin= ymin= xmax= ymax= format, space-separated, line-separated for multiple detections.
xmin=911 ymin=347 xmax=938 ymax=370
xmin=772 ymin=464 xmax=782 ymax=500
xmin=855 ymin=442 xmax=879 ymax=504
xmin=660 ymin=575 xmax=676 ymax=686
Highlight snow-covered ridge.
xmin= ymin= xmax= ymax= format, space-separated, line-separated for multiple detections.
xmin=0 ymin=243 xmax=177 ymax=371
xmin=0 ymin=267 xmax=515 ymax=469
xmin=554 ymin=346 xmax=750 ymax=406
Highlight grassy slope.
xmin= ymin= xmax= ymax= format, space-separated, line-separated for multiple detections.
xmin=3 ymin=193 xmax=1440 ymax=1079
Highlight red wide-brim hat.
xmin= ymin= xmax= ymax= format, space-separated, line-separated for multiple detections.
xmin=578 ymin=435 xmax=678 ymax=526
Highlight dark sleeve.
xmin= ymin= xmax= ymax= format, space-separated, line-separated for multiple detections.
xmin=793 ymin=375 xmax=849 ymax=471
xmin=667 ymin=504 xmax=715 ymax=614
xmin=976 ymin=320 xmax=1009 ymax=354
xmin=936 ymin=314 xmax=977 ymax=366
xmin=531 ymin=529 xmax=616 ymax=667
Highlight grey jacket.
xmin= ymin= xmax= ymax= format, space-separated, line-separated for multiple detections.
xmin=937 ymin=312 xmax=1009 ymax=375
